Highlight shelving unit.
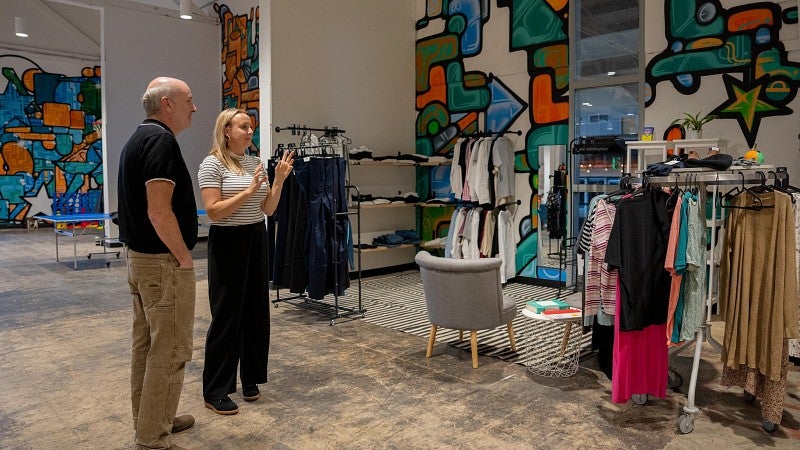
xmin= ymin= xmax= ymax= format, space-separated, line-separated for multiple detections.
xmin=625 ymin=140 xmax=671 ymax=176
xmin=348 ymin=158 xmax=452 ymax=270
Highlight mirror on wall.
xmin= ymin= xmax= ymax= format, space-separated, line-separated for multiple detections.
xmin=537 ymin=145 xmax=567 ymax=269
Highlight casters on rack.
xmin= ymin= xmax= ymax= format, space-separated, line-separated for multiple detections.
xmin=762 ymin=420 xmax=778 ymax=433
xmin=330 ymin=319 xmax=336 ymax=326
xmin=678 ymin=413 xmax=695 ymax=434
xmin=631 ymin=394 xmax=648 ymax=405
xmin=668 ymin=369 xmax=683 ymax=389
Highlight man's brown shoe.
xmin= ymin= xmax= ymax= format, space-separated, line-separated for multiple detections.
xmin=172 ymin=414 xmax=195 ymax=434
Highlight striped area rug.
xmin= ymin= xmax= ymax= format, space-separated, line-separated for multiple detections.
xmin=338 ymin=271 xmax=593 ymax=366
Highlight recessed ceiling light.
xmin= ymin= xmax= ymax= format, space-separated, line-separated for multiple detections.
xmin=180 ymin=0 xmax=193 ymax=20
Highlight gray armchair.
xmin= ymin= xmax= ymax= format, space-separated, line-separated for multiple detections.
xmin=415 ymin=250 xmax=517 ymax=368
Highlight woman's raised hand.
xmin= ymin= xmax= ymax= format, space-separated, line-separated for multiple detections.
xmin=274 ymin=150 xmax=295 ymax=184
xmin=247 ymin=163 xmax=268 ymax=195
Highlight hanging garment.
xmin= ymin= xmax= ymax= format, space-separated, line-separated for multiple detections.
xmin=605 ymin=189 xmax=672 ymax=403
xmin=491 ymin=136 xmax=515 ymax=208
xmin=719 ymin=190 xmax=798 ymax=381
xmin=546 ymin=186 xmax=566 ymax=239
xmin=718 ymin=189 xmax=798 ymax=427
xmin=450 ymin=138 xmax=466 ymax=199
xmin=790 ymin=192 xmax=800 ymax=365
xmin=678 ymin=192 xmax=706 ymax=342
xmin=605 ymin=189 xmax=672 ymax=331
xmin=584 ymin=199 xmax=618 ymax=317
xmin=611 ymin=278 xmax=669 ymax=403
xmin=286 ymin=156 xmax=351 ymax=300
xmin=497 ymin=209 xmax=515 ymax=283
xmin=272 ymin=170 xmax=308 ymax=293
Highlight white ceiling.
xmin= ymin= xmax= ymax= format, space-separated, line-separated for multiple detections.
xmin=1 ymin=0 xmax=216 ymax=60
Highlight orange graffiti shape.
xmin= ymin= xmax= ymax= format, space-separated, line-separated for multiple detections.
xmin=455 ymin=112 xmax=479 ymax=131
xmin=0 ymin=142 xmax=34 ymax=174
xmin=42 ymin=103 xmax=71 ymax=128
xmin=531 ymin=74 xmax=568 ymax=124
xmin=70 ymin=110 xmax=85 ymax=129
xmin=417 ymin=65 xmax=446 ymax=110
xmin=22 ymin=68 xmax=42 ymax=93
xmin=728 ymin=9 xmax=773 ymax=31
xmin=546 ymin=0 xmax=568 ymax=11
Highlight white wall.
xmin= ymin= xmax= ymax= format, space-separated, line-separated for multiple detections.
xmin=102 ymin=4 xmax=220 ymax=225
xmin=269 ymin=0 xmax=416 ymax=154
xmin=268 ymin=0 xmax=417 ymax=270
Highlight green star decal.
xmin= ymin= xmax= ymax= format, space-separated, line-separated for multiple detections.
xmin=711 ymin=74 xmax=792 ymax=147
xmin=719 ymin=82 xmax=776 ymax=131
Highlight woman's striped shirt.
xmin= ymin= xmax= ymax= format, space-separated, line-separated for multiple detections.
xmin=197 ymin=154 xmax=269 ymax=226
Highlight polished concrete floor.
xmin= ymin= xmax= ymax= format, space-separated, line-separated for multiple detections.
xmin=1 ymin=228 xmax=799 ymax=449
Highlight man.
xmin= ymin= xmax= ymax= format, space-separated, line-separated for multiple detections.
xmin=117 ymin=77 xmax=198 ymax=450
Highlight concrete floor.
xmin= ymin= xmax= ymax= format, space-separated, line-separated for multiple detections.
xmin=1 ymin=228 xmax=799 ymax=449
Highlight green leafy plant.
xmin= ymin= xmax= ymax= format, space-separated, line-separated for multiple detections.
xmin=671 ymin=111 xmax=716 ymax=131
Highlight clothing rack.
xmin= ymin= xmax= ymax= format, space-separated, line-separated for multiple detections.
xmin=459 ymin=129 xmax=522 ymax=137
xmin=270 ymin=124 xmax=364 ymax=325
xmin=274 ymin=143 xmax=337 ymax=158
xmin=275 ymin=124 xmax=346 ymax=135
xmin=645 ymin=165 xmax=780 ymax=433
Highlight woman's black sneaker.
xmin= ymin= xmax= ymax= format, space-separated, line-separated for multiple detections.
xmin=204 ymin=397 xmax=239 ymax=415
xmin=242 ymin=384 xmax=261 ymax=402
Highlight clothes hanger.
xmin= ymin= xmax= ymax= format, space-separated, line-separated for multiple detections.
xmin=722 ymin=172 xmax=772 ymax=210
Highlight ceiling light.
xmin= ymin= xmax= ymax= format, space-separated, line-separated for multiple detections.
xmin=180 ymin=0 xmax=192 ymax=20
xmin=15 ymin=16 xmax=28 ymax=38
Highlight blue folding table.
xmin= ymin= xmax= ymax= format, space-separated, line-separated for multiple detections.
xmin=36 ymin=213 xmax=121 ymax=269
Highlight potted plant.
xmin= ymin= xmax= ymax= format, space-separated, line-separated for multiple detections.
xmin=671 ymin=111 xmax=715 ymax=139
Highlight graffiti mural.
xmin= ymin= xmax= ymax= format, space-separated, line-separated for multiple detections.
xmin=646 ymin=0 xmax=800 ymax=146
xmin=0 ymin=55 xmax=102 ymax=226
xmin=215 ymin=2 xmax=261 ymax=155
xmin=415 ymin=0 xmax=569 ymax=279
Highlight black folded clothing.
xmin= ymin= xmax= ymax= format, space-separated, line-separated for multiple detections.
xmin=349 ymin=151 xmax=373 ymax=160
xmin=396 ymin=154 xmax=428 ymax=163
xmin=645 ymin=162 xmax=682 ymax=176
xmin=682 ymin=153 xmax=733 ymax=170
xmin=352 ymin=194 xmax=374 ymax=202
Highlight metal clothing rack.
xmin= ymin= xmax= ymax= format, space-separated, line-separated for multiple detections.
xmin=645 ymin=165 xmax=779 ymax=433
xmin=271 ymin=124 xmax=364 ymax=325
xmin=458 ymin=129 xmax=522 ymax=137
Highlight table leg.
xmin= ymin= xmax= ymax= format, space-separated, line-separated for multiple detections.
xmin=559 ymin=322 xmax=573 ymax=357
xmin=72 ymin=222 xmax=78 ymax=270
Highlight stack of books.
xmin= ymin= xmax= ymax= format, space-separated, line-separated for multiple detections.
xmin=525 ymin=299 xmax=570 ymax=313
xmin=525 ymin=299 xmax=581 ymax=321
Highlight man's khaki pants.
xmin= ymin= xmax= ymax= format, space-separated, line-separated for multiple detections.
xmin=128 ymin=250 xmax=195 ymax=449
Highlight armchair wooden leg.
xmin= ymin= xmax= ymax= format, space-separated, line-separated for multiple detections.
xmin=458 ymin=330 xmax=463 ymax=341
xmin=470 ymin=331 xmax=479 ymax=369
xmin=507 ymin=322 xmax=517 ymax=352
xmin=427 ymin=324 xmax=437 ymax=358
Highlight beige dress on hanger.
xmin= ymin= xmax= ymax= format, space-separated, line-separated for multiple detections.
xmin=718 ymin=191 xmax=799 ymax=425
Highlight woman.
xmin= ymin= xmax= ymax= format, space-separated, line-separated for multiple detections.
xmin=198 ymin=108 xmax=294 ymax=415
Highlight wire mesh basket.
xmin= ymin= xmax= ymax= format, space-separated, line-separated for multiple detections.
xmin=523 ymin=311 xmax=582 ymax=377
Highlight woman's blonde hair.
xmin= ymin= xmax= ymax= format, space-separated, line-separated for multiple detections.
xmin=209 ymin=107 xmax=249 ymax=175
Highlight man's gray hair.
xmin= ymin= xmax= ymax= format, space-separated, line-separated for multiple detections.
xmin=141 ymin=80 xmax=174 ymax=116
